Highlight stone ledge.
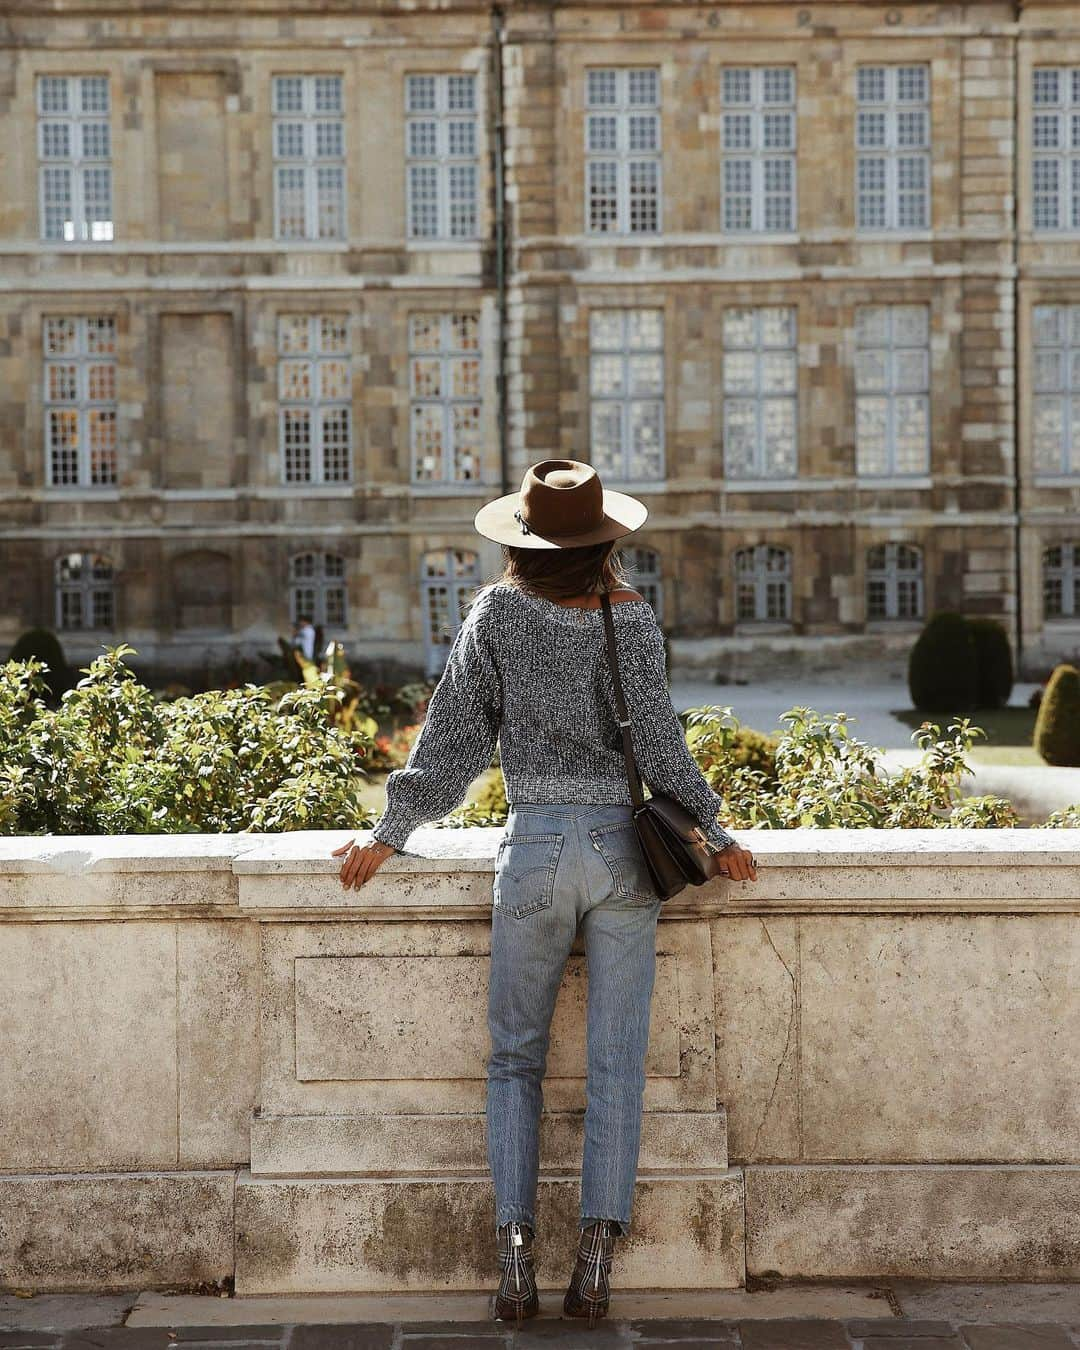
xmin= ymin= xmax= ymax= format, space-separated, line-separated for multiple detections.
xmin=746 ymin=1165 xmax=1080 ymax=1281
xmin=249 ymin=1110 xmax=728 ymax=1176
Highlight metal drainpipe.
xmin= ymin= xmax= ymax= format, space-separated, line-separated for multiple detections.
xmin=1010 ymin=10 xmax=1025 ymax=676
xmin=492 ymin=4 xmax=510 ymax=497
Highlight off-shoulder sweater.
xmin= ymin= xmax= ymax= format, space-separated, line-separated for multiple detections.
xmin=369 ymin=581 xmax=739 ymax=855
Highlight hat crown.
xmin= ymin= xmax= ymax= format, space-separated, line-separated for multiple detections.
xmin=520 ymin=459 xmax=604 ymax=537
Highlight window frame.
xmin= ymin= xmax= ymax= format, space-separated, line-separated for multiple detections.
xmin=408 ymin=311 xmax=483 ymax=485
xmin=720 ymin=65 xmax=798 ymax=235
xmin=276 ymin=313 xmax=353 ymax=486
xmin=854 ymin=63 xmax=931 ymax=233
xmin=865 ymin=542 xmax=924 ymax=621
xmin=405 ymin=73 xmax=480 ymax=242
xmin=1032 ymin=67 xmax=1080 ymax=234
xmin=54 ymin=551 xmax=116 ymax=631
xmin=588 ymin=307 xmax=666 ymax=483
xmin=1032 ymin=302 xmax=1080 ymax=475
xmin=584 ymin=66 xmax=663 ymax=237
xmin=288 ymin=550 xmax=348 ymax=629
xmin=854 ymin=302 xmax=931 ymax=478
xmin=42 ymin=314 xmax=118 ymax=489
xmin=36 ymin=74 xmax=114 ymax=244
xmin=271 ymin=73 xmax=346 ymax=242
xmin=721 ymin=304 xmax=799 ymax=480
xmin=733 ymin=544 xmax=793 ymax=623
xmin=1043 ymin=542 xmax=1080 ymax=620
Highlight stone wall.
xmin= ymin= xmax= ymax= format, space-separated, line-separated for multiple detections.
xmin=2 ymin=826 xmax=1079 ymax=1292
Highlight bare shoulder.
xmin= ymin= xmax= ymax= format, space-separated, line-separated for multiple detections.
xmin=609 ymin=588 xmax=645 ymax=604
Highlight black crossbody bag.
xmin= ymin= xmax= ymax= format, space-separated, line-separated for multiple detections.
xmin=599 ymin=592 xmax=733 ymax=902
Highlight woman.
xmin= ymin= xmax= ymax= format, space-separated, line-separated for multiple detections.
xmin=334 ymin=459 xmax=757 ymax=1325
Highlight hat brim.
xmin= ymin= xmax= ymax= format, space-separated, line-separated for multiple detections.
xmin=473 ymin=487 xmax=649 ymax=549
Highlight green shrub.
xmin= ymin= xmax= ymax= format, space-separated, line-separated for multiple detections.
xmin=908 ymin=611 xmax=979 ymax=713
xmin=1033 ymin=663 xmax=1080 ymax=767
xmin=968 ymin=617 xmax=1014 ymax=709
xmin=688 ymin=719 xmax=779 ymax=782
xmin=7 ymin=628 xmax=73 ymax=703
xmin=0 ymin=645 xmax=377 ymax=835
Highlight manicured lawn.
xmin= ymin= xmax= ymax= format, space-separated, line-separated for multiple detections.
xmin=891 ymin=705 xmax=1044 ymax=765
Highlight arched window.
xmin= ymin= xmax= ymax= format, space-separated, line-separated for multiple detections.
xmin=621 ymin=545 xmax=663 ymax=620
xmin=1044 ymin=543 xmax=1080 ymax=619
xmin=866 ymin=543 xmax=923 ymax=620
xmin=421 ymin=547 xmax=481 ymax=677
xmin=55 ymin=552 xmax=115 ymax=630
xmin=289 ymin=552 xmax=347 ymax=628
xmin=733 ymin=544 xmax=791 ymax=622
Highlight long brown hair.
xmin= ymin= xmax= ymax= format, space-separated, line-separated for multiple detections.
xmin=492 ymin=540 xmax=634 ymax=602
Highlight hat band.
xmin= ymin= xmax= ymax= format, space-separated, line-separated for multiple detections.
xmin=514 ymin=502 xmax=605 ymax=539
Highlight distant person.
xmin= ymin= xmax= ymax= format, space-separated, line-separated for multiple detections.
xmin=292 ymin=615 xmax=316 ymax=663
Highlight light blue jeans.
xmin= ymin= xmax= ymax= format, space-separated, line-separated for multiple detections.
xmin=485 ymin=802 xmax=663 ymax=1239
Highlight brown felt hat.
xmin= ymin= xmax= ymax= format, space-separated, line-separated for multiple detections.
xmin=473 ymin=459 xmax=648 ymax=550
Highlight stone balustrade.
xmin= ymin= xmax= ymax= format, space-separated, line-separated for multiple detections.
xmin=2 ymin=827 xmax=1079 ymax=1293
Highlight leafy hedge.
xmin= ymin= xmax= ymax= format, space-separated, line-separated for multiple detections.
xmin=0 ymin=647 xmax=376 ymax=835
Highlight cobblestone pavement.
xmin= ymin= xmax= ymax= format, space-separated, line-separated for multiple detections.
xmin=4 ymin=1315 xmax=1080 ymax=1349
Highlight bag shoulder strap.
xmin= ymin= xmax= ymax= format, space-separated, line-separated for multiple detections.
xmin=599 ymin=592 xmax=646 ymax=811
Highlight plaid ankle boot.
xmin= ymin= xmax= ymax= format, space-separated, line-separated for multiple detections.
xmin=562 ymin=1218 xmax=618 ymax=1327
xmin=493 ymin=1220 xmax=539 ymax=1325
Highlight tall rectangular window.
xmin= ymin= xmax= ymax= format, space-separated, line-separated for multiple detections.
xmin=585 ymin=67 xmax=661 ymax=235
xmin=1033 ymin=303 xmax=1080 ymax=473
xmin=589 ymin=309 xmax=664 ymax=481
xmin=43 ymin=316 xmax=117 ymax=487
xmin=406 ymin=74 xmax=479 ymax=240
xmin=854 ymin=304 xmax=930 ymax=475
xmin=409 ymin=312 xmax=482 ymax=484
xmin=278 ymin=314 xmax=352 ymax=484
xmin=722 ymin=306 xmax=798 ymax=478
xmin=272 ymin=75 xmax=345 ymax=240
xmin=855 ymin=64 xmax=930 ymax=231
xmin=721 ymin=67 xmax=797 ymax=233
xmin=37 ymin=76 xmax=113 ymax=242
xmin=1033 ymin=68 xmax=1080 ymax=232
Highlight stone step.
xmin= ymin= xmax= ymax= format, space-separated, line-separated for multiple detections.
xmin=249 ymin=1109 xmax=728 ymax=1177
xmin=234 ymin=1168 xmax=746 ymax=1295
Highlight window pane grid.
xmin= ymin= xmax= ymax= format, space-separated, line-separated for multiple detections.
xmin=1043 ymin=542 xmax=1080 ymax=618
xmin=721 ymin=66 xmax=796 ymax=233
xmin=278 ymin=314 xmax=352 ymax=484
xmin=406 ymin=73 xmax=479 ymax=240
xmin=586 ymin=67 xmax=661 ymax=235
xmin=589 ymin=308 xmax=664 ymax=480
xmin=855 ymin=304 xmax=930 ymax=475
xmin=722 ymin=306 xmax=798 ymax=478
xmin=409 ymin=312 xmax=482 ymax=484
xmin=37 ymin=75 xmax=113 ymax=242
xmin=866 ymin=542 xmax=924 ymax=620
xmin=55 ymin=551 xmax=115 ymax=630
xmin=272 ymin=75 xmax=345 ymax=240
xmin=856 ymin=64 xmax=930 ymax=231
xmin=44 ymin=315 xmax=118 ymax=486
xmin=289 ymin=551 xmax=348 ymax=628
xmin=733 ymin=544 xmax=792 ymax=622
xmin=1033 ymin=303 xmax=1080 ymax=473
xmin=1033 ymin=67 xmax=1080 ymax=231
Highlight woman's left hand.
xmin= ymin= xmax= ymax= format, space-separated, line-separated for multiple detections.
xmin=333 ymin=837 xmax=398 ymax=890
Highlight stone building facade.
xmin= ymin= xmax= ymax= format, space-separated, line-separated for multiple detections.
xmin=0 ymin=0 xmax=1076 ymax=682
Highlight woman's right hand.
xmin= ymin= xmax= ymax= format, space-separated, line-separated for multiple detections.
xmin=716 ymin=842 xmax=758 ymax=882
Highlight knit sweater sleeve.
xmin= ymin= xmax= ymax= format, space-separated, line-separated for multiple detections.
xmin=617 ymin=610 xmax=739 ymax=853
xmin=370 ymin=589 xmax=502 ymax=852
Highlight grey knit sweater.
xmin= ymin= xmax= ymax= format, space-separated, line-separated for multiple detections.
xmin=370 ymin=581 xmax=739 ymax=855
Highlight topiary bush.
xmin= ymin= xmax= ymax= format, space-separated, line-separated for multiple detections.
xmin=1033 ymin=663 xmax=1080 ymax=767
xmin=7 ymin=628 xmax=73 ymax=703
xmin=908 ymin=611 xmax=979 ymax=713
xmin=968 ymin=617 xmax=1014 ymax=709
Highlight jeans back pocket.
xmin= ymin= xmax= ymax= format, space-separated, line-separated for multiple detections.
xmin=493 ymin=832 xmax=563 ymax=919
xmin=588 ymin=821 xmax=660 ymax=905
